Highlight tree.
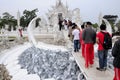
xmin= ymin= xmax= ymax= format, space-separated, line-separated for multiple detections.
xmin=20 ymin=8 xmax=38 ymax=28
xmin=9 ymin=19 xmax=17 ymax=30
xmin=1 ymin=12 xmax=17 ymax=30
xmin=92 ymin=23 xmax=98 ymax=28
xmin=103 ymin=15 xmax=118 ymax=24
xmin=103 ymin=15 xmax=118 ymax=32
xmin=0 ymin=19 xmax=5 ymax=29
xmin=2 ymin=12 xmax=14 ymax=20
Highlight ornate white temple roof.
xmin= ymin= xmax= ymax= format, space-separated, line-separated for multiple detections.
xmin=46 ymin=0 xmax=82 ymax=26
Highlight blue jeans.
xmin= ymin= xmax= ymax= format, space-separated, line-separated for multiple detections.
xmin=74 ymin=40 xmax=80 ymax=52
xmin=98 ymin=50 xmax=108 ymax=69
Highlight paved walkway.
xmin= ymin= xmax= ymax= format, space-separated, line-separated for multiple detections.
xmin=72 ymin=52 xmax=114 ymax=80
xmin=62 ymin=30 xmax=114 ymax=80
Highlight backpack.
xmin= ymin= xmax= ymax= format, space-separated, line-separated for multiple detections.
xmin=101 ymin=31 xmax=112 ymax=49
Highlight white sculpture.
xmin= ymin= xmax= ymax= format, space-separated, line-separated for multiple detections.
xmin=34 ymin=16 xmax=48 ymax=33
xmin=99 ymin=13 xmax=112 ymax=34
xmin=72 ymin=8 xmax=82 ymax=25
xmin=102 ymin=18 xmax=112 ymax=34
xmin=46 ymin=0 xmax=72 ymax=26
xmin=17 ymin=10 xmax=20 ymax=29
xmin=27 ymin=17 xmax=40 ymax=46
xmin=17 ymin=10 xmax=23 ymax=39
xmin=27 ymin=0 xmax=83 ymax=46
xmin=46 ymin=0 xmax=82 ymax=32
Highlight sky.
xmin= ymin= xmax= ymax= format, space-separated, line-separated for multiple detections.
xmin=0 ymin=0 xmax=120 ymax=23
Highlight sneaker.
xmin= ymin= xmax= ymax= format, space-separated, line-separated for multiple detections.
xmin=96 ymin=67 xmax=103 ymax=71
xmin=74 ymin=50 xmax=76 ymax=52
xmin=76 ymin=49 xmax=79 ymax=52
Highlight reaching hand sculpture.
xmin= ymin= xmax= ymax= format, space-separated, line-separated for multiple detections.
xmin=27 ymin=17 xmax=40 ymax=46
xmin=99 ymin=13 xmax=112 ymax=34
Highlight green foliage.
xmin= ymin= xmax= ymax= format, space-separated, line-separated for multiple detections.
xmin=103 ymin=15 xmax=118 ymax=24
xmin=103 ymin=15 xmax=118 ymax=33
xmin=20 ymin=8 xmax=39 ymax=28
xmin=0 ymin=12 xmax=17 ymax=30
xmin=92 ymin=23 xmax=98 ymax=28
xmin=36 ymin=18 xmax=41 ymax=27
xmin=0 ymin=9 xmax=39 ymax=30
xmin=2 ymin=12 xmax=14 ymax=20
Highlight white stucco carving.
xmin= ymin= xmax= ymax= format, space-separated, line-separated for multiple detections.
xmin=99 ymin=13 xmax=112 ymax=34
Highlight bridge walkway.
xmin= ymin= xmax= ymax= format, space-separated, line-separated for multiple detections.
xmin=72 ymin=51 xmax=114 ymax=80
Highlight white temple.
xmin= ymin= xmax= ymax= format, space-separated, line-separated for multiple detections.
xmin=0 ymin=0 xmax=116 ymax=80
xmin=46 ymin=0 xmax=82 ymax=27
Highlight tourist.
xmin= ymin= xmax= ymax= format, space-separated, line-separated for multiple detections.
xmin=18 ymin=27 xmax=23 ymax=37
xmin=80 ymin=23 xmax=86 ymax=58
xmin=96 ymin=24 xmax=111 ymax=71
xmin=72 ymin=23 xmax=80 ymax=52
xmin=63 ymin=19 xmax=68 ymax=30
xmin=82 ymin=22 xmax=96 ymax=68
xmin=67 ymin=20 xmax=73 ymax=41
xmin=58 ymin=19 xmax=63 ymax=31
xmin=72 ymin=23 xmax=80 ymax=31
xmin=112 ymin=39 xmax=120 ymax=80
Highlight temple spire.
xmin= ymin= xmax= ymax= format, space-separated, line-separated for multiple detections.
xmin=58 ymin=0 xmax=61 ymax=3
xmin=66 ymin=0 xmax=68 ymax=9
xmin=56 ymin=0 xmax=62 ymax=7
xmin=58 ymin=0 xmax=62 ymax=5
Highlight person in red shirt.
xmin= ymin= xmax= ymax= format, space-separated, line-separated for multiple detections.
xmin=96 ymin=24 xmax=110 ymax=71
xmin=80 ymin=23 xmax=85 ymax=58
xmin=19 ymin=28 xmax=23 ymax=37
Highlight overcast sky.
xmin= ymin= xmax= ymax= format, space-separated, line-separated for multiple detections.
xmin=0 ymin=0 xmax=120 ymax=23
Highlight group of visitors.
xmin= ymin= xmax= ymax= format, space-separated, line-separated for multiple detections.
xmin=58 ymin=19 xmax=69 ymax=31
xmin=66 ymin=20 xmax=120 ymax=80
xmin=58 ymin=19 xmax=120 ymax=80
xmin=58 ymin=19 xmax=78 ymax=41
